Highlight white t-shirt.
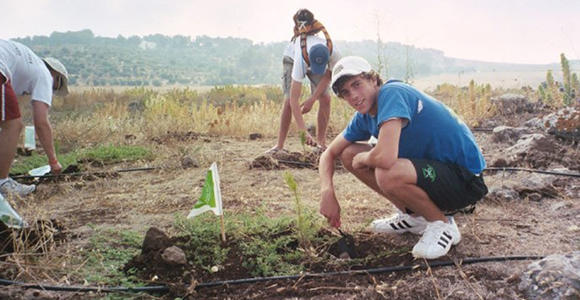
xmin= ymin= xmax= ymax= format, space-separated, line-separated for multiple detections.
xmin=0 ymin=40 xmax=53 ymax=106
xmin=291 ymin=35 xmax=341 ymax=82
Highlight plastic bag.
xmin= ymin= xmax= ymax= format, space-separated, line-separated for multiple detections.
xmin=0 ymin=193 xmax=26 ymax=228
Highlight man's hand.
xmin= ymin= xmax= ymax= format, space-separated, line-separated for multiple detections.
xmin=300 ymin=97 xmax=315 ymax=114
xmin=49 ymin=160 xmax=62 ymax=174
xmin=300 ymin=131 xmax=317 ymax=147
xmin=320 ymin=188 xmax=341 ymax=228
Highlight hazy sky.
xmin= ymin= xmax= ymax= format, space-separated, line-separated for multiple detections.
xmin=3 ymin=0 xmax=579 ymax=64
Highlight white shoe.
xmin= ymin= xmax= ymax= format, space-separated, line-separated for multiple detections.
xmin=412 ymin=217 xmax=461 ymax=259
xmin=0 ymin=178 xmax=36 ymax=198
xmin=371 ymin=212 xmax=428 ymax=235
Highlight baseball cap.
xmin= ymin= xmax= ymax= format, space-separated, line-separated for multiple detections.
xmin=42 ymin=57 xmax=69 ymax=96
xmin=330 ymin=56 xmax=372 ymax=95
xmin=309 ymin=44 xmax=329 ymax=75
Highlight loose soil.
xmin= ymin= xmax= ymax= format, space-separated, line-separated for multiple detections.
xmin=1 ymin=107 xmax=579 ymax=299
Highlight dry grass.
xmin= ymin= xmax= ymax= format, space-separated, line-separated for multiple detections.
xmin=44 ymin=82 xmax=497 ymax=152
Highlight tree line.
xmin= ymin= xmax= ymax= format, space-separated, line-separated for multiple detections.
xmin=13 ymin=29 xmax=577 ymax=87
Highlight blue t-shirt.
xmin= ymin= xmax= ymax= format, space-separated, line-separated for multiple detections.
xmin=343 ymin=81 xmax=486 ymax=174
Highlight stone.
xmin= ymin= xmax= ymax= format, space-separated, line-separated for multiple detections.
xmin=519 ymin=251 xmax=580 ymax=299
xmin=491 ymin=94 xmax=529 ymax=115
xmin=181 ymin=156 xmax=199 ymax=169
xmin=142 ymin=227 xmax=172 ymax=254
xmin=485 ymin=186 xmax=520 ymax=202
xmin=492 ymin=126 xmax=531 ymax=143
xmin=161 ymin=246 xmax=187 ymax=266
xmin=249 ymin=133 xmax=263 ymax=140
xmin=525 ymin=107 xmax=580 ymax=141
xmin=514 ymin=173 xmax=559 ymax=199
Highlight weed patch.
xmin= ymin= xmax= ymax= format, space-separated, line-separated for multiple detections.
xmin=10 ymin=145 xmax=153 ymax=175
xmin=79 ymin=227 xmax=144 ymax=287
xmin=78 ymin=144 xmax=153 ymax=165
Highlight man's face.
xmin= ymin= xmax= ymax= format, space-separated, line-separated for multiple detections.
xmin=338 ymin=75 xmax=378 ymax=115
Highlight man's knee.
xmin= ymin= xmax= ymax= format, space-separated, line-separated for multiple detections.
xmin=375 ymin=160 xmax=414 ymax=194
xmin=339 ymin=144 xmax=365 ymax=170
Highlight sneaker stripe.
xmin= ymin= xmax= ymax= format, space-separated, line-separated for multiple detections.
xmin=443 ymin=232 xmax=452 ymax=240
xmin=390 ymin=223 xmax=399 ymax=230
xmin=437 ymin=241 xmax=447 ymax=248
xmin=440 ymin=236 xmax=449 ymax=244
xmin=401 ymin=220 xmax=412 ymax=228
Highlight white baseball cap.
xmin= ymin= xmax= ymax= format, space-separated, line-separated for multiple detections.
xmin=42 ymin=57 xmax=69 ymax=96
xmin=330 ymin=56 xmax=372 ymax=95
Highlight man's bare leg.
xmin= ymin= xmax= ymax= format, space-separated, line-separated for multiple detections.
xmin=316 ymin=93 xmax=331 ymax=148
xmin=0 ymin=118 xmax=23 ymax=178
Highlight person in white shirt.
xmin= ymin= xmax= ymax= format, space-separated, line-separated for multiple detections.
xmin=267 ymin=9 xmax=341 ymax=153
xmin=0 ymin=39 xmax=69 ymax=197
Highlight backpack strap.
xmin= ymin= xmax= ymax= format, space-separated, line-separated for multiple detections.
xmin=298 ymin=20 xmax=333 ymax=67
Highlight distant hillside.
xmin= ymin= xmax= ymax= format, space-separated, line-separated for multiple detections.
xmin=12 ymin=29 xmax=579 ymax=87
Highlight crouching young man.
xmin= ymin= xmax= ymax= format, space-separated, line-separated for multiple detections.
xmin=318 ymin=56 xmax=488 ymax=259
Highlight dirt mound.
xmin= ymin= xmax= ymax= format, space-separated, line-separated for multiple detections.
xmin=150 ymin=131 xmax=208 ymax=145
xmin=123 ymin=227 xmax=198 ymax=296
xmin=250 ymin=150 xmax=321 ymax=170
xmin=249 ymin=149 xmax=345 ymax=171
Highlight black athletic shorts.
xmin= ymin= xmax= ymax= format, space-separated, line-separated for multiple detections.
xmin=411 ymin=159 xmax=488 ymax=212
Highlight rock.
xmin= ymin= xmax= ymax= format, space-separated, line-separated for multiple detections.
xmin=142 ymin=227 xmax=172 ymax=254
xmin=527 ymin=192 xmax=543 ymax=202
xmin=249 ymin=155 xmax=280 ymax=170
xmin=181 ymin=156 xmax=199 ymax=169
xmin=525 ymin=107 xmax=580 ymax=141
xmin=485 ymin=186 xmax=520 ymax=202
xmin=514 ymin=173 xmax=559 ymax=199
xmin=491 ymin=94 xmax=529 ymax=115
xmin=249 ymin=133 xmax=263 ymax=140
xmin=519 ymin=251 xmax=580 ymax=299
xmin=161 ymin=246 xmax=187 ymax=266
xmin=507 ymin=134 xmax=553 ymax=153
xmin=492 ymin=126 xmax=531 ymax=143
xmin=502 ymin=134 xmax=554 ymax=167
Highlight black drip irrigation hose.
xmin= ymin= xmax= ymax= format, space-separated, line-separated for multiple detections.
xmin=484 ymin=167 xmax=580 ymax=178
xmin=0 ymin=255 xmax=544 ymax=294
xmin=11 ymin=167 xmax=158 ymax=180
xmin=471 ymin=127 xmax=495 ymax=132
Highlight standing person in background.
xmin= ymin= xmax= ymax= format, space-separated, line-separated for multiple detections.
xmin=0 ymin=39 xmax=69 ymax=197
xmin=319 ymin=56 xmax=488 ymax=259
xmin=267 ymin=8 xmax=341 ymax=153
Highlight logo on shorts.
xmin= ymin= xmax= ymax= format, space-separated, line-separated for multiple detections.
xmin=422 ymin=164 xmax=437 ymax=182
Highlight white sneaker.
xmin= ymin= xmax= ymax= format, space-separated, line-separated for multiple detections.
xmin=412 ymin=217 xmax=461 ymax=259
xmin=371 ymin=212 xmax=428 ymax=235
xmin=0 ymin=178 xmax=36 ymax=198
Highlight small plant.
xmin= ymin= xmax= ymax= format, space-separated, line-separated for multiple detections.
xmin=283 ymin=171 xmax=317 ymax=252
xmin=174 ymin=214 xmax=230 ymax=271
xmin=299 ymin=131 xmax=307 ymax=153
xmin=174 ymin=211 xmax=306 ymax=277
xmin=538 ymin=53 xmax=579 ymax=107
